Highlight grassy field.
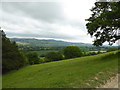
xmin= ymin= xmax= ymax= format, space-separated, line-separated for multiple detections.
xmin=89 ymin=50 xmax=106 ymax=53
xmin=2 ymin=51 xmax=119 ymax=88
xmin=16 ymin=41 xmax=28 ymax=45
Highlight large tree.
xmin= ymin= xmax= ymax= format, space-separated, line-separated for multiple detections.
xmin=86 ymin=2 xmax=120 ymax=46
xmin=1 ymin=29 xmax=27 ymax=74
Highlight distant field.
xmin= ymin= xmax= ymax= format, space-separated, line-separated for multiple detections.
xmin=16 ymin=41 xmax=28 ymax=45
xmin=89 ymin=51 xmax=106 ymax=53
xmin=3 ymin=51 xmax=119 ymax=88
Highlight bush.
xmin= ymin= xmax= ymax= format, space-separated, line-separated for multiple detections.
xmin=40 ymin=54 xmax=45 ymax=57
xmin=39 ymin=57 xmax=46 ymax=63
xmin=45 ymin=52 xmax=64 ymax=62
xmin=20 ymin=52 xmax=29 ymax=65
xmin=26 ymin=52 xmax=40 ymax=65
xmin=63 ymin=46 xmax=82 ymax=59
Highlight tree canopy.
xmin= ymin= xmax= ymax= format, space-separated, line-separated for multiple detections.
xmin=64 ymin=46 xmax=82 ymax=59
xmin=45 ymin=52 xmax=63 ymax=62
xmin=86 ymin=2 xmax=120 ymax=46
xmin=1 ymin=30 xmax=27 ymax=74
xmin=26 ymin=52 xmax=40 ymax=65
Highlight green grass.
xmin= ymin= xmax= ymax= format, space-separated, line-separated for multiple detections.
xmin=3 ymin=51 xmax=119 ymax=88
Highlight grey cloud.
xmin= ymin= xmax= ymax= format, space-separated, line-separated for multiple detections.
xmin=2 ymin=2 xmax=64 ymax=22
xmin=2 ymin=2 xmax=85 ymax=29
xmin=6 ymin=30 xmax=77 ymax=40
xmin=1 ymin=2 xmax=93 ymax=43
xmin=56 ymin=19 xmax=85 ymax=31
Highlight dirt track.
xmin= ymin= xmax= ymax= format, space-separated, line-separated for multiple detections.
xmin=99 ymin=74 xmax=119 ymax=88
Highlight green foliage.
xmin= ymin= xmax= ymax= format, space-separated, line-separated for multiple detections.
xmin=83 ymin=50 xmax=106 ymax=56
xmin=45 ymin=52 xmax=64 ymax=62
xmin=20 ymin=52 xmax=29 ymax=65
xmin=39 ymin=57 xmax=46 ymax=63
xmin=107 ymin=47 xmax=119 ymax=52
xmin=83 ymin=52 xmax=96 ymax=56
xmin=2 ymin=51 xmax=118 ymax=88
xmin=2 ymin=30 xmax=27 ymax=74
xmin=40 ymin=54 xmax=45 ymax=57
xmin=26 ymin=52 xmax=40 ymax=65
xmin=86 ymin=2 xmax=120 ymax=46
xmin=63 ymin=46 xmax=82 ymax=59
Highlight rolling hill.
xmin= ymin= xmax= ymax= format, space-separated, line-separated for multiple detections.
xmin=10 ymin=38 xmax=93 ymax=47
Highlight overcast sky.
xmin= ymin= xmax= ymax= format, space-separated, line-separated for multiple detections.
xmin=0 ymin=0 xmax=96 ymax=43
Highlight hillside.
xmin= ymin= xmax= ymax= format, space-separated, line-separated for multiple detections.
xmin=10 ymin=38 xmax=93 ymax=47
xmin=3 ymin=51 xmax=119 ymax=88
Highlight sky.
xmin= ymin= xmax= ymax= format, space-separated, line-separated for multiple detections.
xmin=0 ymin=0 xmax=97 ymax=43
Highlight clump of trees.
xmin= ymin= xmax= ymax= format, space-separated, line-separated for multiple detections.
xmin=26 ymin=52 xmax=40 ymax=65
xmin=63 ymin=46 xmax=82 ymax=59
xmin=44 ymin=46 xmax=84 ymax=62
xmin=44 ymin=46 xmax=83 ymax=62
xmin=2 ymin=30 xmax=28 ymax=74
xmin=45 ymin=52 xmax=63 ymax=62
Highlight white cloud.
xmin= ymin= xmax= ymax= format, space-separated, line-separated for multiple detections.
xmin=1 ymin=0 xmax=96 ymax=43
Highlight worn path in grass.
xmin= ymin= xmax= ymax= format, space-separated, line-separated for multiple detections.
xmin=99 ymin=74 xmax=119 ymax=88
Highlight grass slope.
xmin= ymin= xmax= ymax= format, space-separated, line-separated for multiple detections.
xmin=3 ymin=51 xmax=119 ymax=88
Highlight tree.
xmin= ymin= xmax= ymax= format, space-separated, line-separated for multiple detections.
xmin=45 ymin=52 xmax=63 ymax=62
xmin=107 ymin=46 xmax=119 ymax=52
xmin=20 ymin=52 xmax=29 ymax=65
xmin=1 ymin=30 xmax=27 ymax=74
xmin=26 ymin=52 xmax=40 ymax=65
xmin=63 ymin=46 xmax=82 ymax=59
xmin=86 ymin=2 xmax=120 ymax=46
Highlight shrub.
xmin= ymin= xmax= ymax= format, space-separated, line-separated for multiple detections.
xmin=20 ymin=52 xmax=29 ymax=65
xmin=26 ymin=52 xmax=40 ymax=65
xmin=63 ymin=46 xmax=82 ymax=59
xmin=45 ymin=52 xmax=64 ymax=62
xmin=40 ymin=54 xmax=45 ymax=57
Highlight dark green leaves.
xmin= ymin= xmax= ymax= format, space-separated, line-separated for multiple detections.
xmin=86 ymin=2 xmax=120 ymax=46
xmin=63 ymin=46 xmax=82 ymax=59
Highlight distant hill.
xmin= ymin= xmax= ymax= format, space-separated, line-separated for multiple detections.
xmin=10 ymin=38 xmax=93 ymax=47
